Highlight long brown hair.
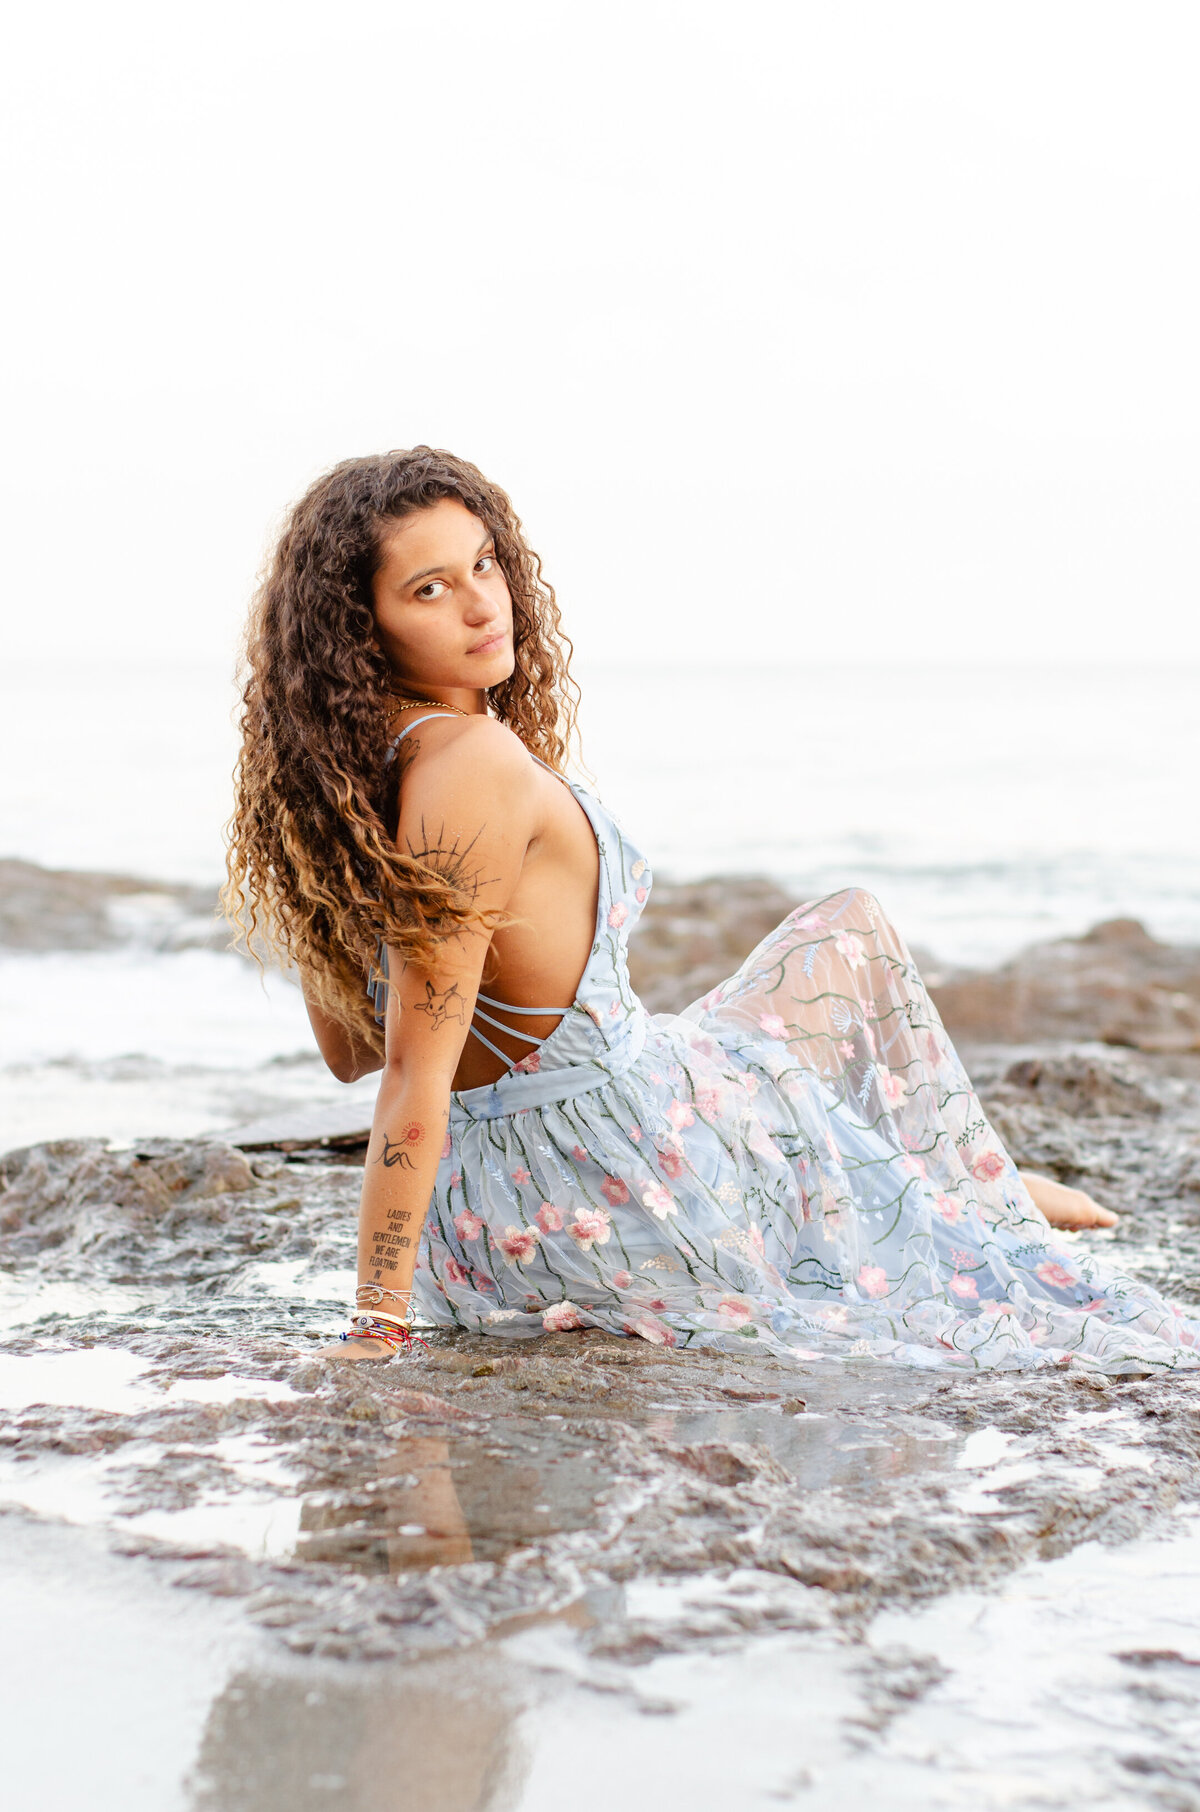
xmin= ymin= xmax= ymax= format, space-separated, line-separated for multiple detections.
xmin=223 ymin=447 xmax=578 ymax=1047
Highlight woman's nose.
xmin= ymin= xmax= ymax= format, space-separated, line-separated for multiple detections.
xmin=462 ymin=585 xmax=495 ymax=623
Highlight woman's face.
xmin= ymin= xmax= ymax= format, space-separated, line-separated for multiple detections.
xmin=371 ymin=498 xmax=514 ymax=694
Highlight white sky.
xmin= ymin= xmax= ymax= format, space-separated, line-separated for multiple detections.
xmin=3 ymin=0 xmax=1197 ymax=666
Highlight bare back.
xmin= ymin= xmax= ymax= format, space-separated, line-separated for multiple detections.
xmin=390 ymin=713 xmax=599 ymax=1090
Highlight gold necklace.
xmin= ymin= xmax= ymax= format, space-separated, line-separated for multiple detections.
xmin=383 ymin=693 xmax=470 ymax=721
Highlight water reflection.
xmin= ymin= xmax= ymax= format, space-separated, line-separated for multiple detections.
xmin=296 ymin=1425 xmax=603 ymax=1576
xmin=187 ymin=1652 xmax=526 ymax=1812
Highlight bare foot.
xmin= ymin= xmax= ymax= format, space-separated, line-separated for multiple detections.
xmin=1019 ymin=1171 xmax=1119 ymax=1229
xmin=316 ymin=1336 xmax=396 ymax=1362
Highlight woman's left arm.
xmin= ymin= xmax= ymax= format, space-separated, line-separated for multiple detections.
xmin=301 ymin=974 xmax=385 ymax=1083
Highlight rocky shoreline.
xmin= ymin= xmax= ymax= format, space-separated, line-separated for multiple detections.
xmin=7 ymin=856 xmax=1200 ymax=1056
xmin=5 ymin=859 xmax=1200 ymax=1801
xmin=3 ymin=1035 xmax=1200 ymax=1667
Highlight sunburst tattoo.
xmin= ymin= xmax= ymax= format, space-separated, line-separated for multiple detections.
xmin=406 ymin=819 xmax=496 ymax=900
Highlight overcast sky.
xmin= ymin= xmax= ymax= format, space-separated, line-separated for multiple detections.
xmin=3 ymin=0 xmax=1197 ymax=668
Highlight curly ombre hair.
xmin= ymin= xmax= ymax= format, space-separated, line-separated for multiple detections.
xmin=223 ymin=447 xmax=578 ymax=1046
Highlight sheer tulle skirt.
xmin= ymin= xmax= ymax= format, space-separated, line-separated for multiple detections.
xmin=417 ymin=889 xmax=1200 ymax=1373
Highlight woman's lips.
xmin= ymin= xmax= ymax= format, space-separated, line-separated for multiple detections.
xmin=468 ymin=631 xmax=508 ymax=654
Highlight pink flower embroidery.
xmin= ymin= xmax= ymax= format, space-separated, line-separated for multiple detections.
xmin=934 ymin=1193 xmax=963 ymax=1224
xmin=497 ymin=1225 xmax=542 ymax=1264
xmin=629 ymin=1125 xmax=643 ymax=1142
xmin=444 ymin=1257 xmax=469 ymax=1286
xmin=470 ymin=1269 xmax=495 ymax=1293
xmin=857 ymin=1264 xmax=889 ymax=1298
xmin=838 ymin=1040 xmax=855 ymax=1059
xmin=514 ymin=1050 xmax=541 ymax=1074
xmin=631 ymin=858 xmax=646 ymax=879
xmin=834 ymin=932 xmax=867 ymax=968
xmin=601 ymin=1175 xmax=630 ymax=1206
xmin=641 ymin=1184 xmax=676 ymax=1218
xmin=454 ymin=1209 xmax=485 ymax=1241
xmin=441 ymin=1132 xmax=453 ymax=1159
xmin=1085 ymin=1298 xmax=1108 ymax=1312
xmin=612 ymin=1269 xmax=633 ymax=1289
xmin=797 ymin=913 xmax=824 ymax=932
xmin=568 ymin=1207 xmax=612 ymax=1251
xmin=450 ymin=1170 xmax=462 ymax=1187
xmin=607 ymin=902 xmax=628 ymax=929
xmin=511 ymin=1167 xmax=532 ymax=1185
xmin=717 ymin=1295 xmax=753 ymax=1325
xmin=571 ymin=1144 xmax=588 ymax=1162
xmin=878 ymin=1068 xmax=905 ymax=1107
xmin=902 ymin=1155 xmax=927 ymax=1178
xmin=949 ymin=1273 xmax=979 ymax=1300
xmin=825 ymin=1130 xmax=841 ymax=1162
xmin=658 ymin=1148 xmax=684 ymax=1180
xmin=971 ymin=1151 xmax=1005 ymax=1182
xmin=635 ymin=886 xmax=647 ymax=903
xmin=696 ymin=1087 xmax=721 ymax=1119
xmin=543 ymin=1299 xmax=584 ymax=1332
xmin=667 ymin=1099 xmax=695 ymax=1130
xmin=1036 ymin=1261 xmax=1075 ymax=1288
xmin=536 ymin=1202 xmax=565 ymax=1233
xmin=759 ymin=1012 xmax=788 ymax=1040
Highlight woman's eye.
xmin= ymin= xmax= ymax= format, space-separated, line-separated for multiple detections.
xmin=476 ymin=554 xmax=495 ymax=573
xmin=416 ymin=580 xmax=447 ymax=600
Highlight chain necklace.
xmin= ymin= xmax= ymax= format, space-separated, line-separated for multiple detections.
xmin=382 ymin=693 xmax=471 ymax=721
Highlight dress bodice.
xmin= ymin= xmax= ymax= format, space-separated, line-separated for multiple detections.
xmin=369 ymin=736 xmax=654 ymax=1122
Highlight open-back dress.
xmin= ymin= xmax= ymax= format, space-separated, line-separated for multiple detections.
xmin=375 ymin=719 xmax=1200 ymax=1373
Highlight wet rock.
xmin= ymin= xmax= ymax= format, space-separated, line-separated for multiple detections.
xmin=992 ymin=1052 xmax=1163 ymax=1119
xmin=664 ymin=1441 xmax=790 ymax=1489
xmin=931 ymin=918 xmax=1200 ymax=1052
xmin=0 ymin=1136 xmax=357 ymax=1285
xmin=0 ymin=856 xmax=224 ymax=953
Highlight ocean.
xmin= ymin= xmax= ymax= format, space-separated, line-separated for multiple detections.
xmin=2 ymin=656 xmax=1197 ymax=1146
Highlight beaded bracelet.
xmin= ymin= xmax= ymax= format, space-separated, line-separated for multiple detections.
xmin=340 ymin=1311 xmax=428 ymax=1355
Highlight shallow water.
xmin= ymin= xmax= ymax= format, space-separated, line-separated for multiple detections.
xmin=5 ymin=1491 xmax=1200 ymax=1810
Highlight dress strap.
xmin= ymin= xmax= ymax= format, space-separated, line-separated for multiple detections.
xmin=383 ymin=712 xmax=460 ymax=765
xmin=471 ymin=1005 xmax=548 ymax=1045
xmin=475 ymin=991 xmax=574 ymax=1015
xmin=465 ymin=1022 xmax=524 ymax=1065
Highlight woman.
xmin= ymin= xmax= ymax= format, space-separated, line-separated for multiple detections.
xmin=226 ymin=447 xmax=1198 ymax=1373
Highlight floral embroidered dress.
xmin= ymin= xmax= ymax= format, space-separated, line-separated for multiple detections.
xmin=382 ymin=738 xmax=1200 ymax=1373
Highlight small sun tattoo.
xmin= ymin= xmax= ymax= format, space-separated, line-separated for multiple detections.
xmin=378 ymin=1123 xmax=425 ymax=1170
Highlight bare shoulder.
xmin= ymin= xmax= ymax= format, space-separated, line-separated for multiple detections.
xmin=393 ymin=716 xmax=540 ymax=862
xmin=398 ymin=714 xmax=535 ymax=796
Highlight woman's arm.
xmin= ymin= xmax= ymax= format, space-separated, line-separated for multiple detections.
xmin=302 ymin=978 xmax=387 ymax=1072
xmin=326 ymin=720 xmax=539 ymax=1357
xmin=301 ymin=975 xmax=385 ymax=1083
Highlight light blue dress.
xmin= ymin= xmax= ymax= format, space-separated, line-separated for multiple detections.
xmin=379 ymin=721 xmax=1200 ymax=1373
